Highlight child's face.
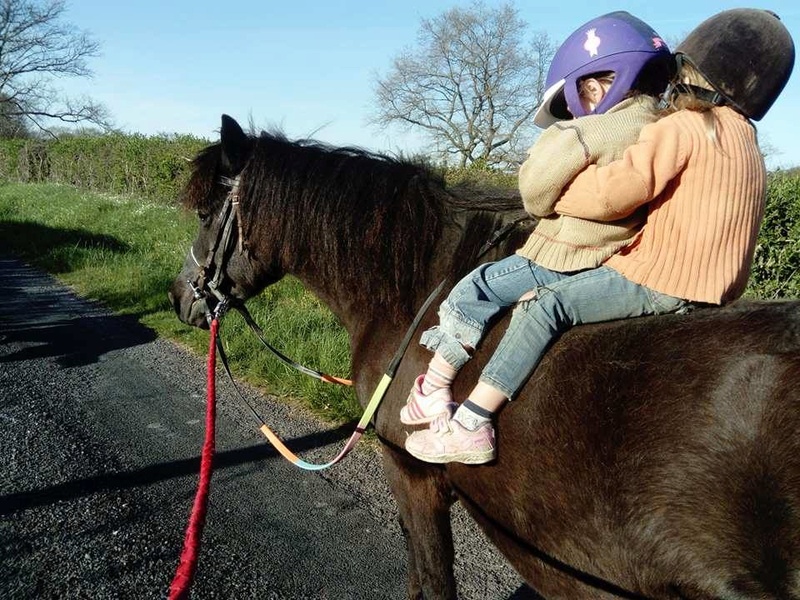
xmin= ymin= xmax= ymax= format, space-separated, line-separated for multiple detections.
xmin=577 ymin=77 xmax=614 ymax=114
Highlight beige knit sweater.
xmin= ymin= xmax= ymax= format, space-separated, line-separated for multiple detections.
xmin=556 ymin=106 xmax=766 ymax=304
xmin=516 ymin=96 xmax=660 ymax=272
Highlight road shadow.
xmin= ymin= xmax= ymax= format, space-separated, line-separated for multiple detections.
xmin=0 ymin=221 xmax=130 ymax=273
xmin=0 ymin=419 xmax=358 ymax=516
xmin=0 ymin=256 xmax=157 ymax=366
xmin=508 ymin=585 xmax=545 ymax=599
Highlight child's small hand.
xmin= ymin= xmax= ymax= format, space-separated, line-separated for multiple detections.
xmin=518 ymin=290 xmax=537 ymax=302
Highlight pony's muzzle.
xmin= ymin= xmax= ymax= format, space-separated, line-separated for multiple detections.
xmin=168 ymin=288 xmax=212 ymax=329
xmin=188 ymin=297 xmax=211 ymax=327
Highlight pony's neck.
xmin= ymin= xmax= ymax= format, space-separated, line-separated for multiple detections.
xmin=284 ymin=238 xmax=449 ymax=340
xmin=282 ymin=204 xmax=519 ymax=346
xmin=240 ymin=139 xmax=452 ymax=332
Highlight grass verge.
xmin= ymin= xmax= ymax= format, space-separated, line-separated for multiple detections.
xmin=0 ymin=182 xmax=360 ymax=423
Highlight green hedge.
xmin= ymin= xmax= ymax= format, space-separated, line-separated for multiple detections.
xmin=0 ymin=134 xmax=207 ymax=202
xmin=0 ymin=134 xmax=526 ymax=202
xmin=747 ymin=171 xmax=800 ymax=299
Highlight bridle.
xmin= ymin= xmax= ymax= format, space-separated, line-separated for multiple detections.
xmin=186 ymin=175 xmax=245 ymax=322
xmin=184 ymin=173 xmax=354 ymax=385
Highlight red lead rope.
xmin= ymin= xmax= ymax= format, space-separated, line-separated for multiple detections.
xmin=168 ymin=317 xmax=218 ymax=600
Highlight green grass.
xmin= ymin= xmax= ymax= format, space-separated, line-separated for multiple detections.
xmin=0 ymin=182 xmax=360 ymax=423
xmin=747 ymin=172 xmax=800 ymax=300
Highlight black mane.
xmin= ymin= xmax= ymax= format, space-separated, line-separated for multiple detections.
xmin=182 ymin=131 xmax=525 ymax=317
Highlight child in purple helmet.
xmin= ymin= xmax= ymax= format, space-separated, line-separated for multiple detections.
xmin=400 ymin=11 xmax=673 ymax=458
xmin=405 ymin=9 xmax=795 ymax=465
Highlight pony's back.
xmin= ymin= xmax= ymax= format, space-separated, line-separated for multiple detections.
xmin=448 ymin=299 xmax=800 ymax=599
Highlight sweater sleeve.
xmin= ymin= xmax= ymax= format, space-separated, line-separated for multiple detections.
xmin=554 ymin=117 xmax=687 ymax=221
xmin=518 ymin=123 xmax=593 ymax=218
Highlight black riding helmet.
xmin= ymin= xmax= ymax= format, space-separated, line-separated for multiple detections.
xmin=676 ymin=8 xmax=795 ymax=120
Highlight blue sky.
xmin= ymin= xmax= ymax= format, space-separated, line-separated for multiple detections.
xmin=61 ymin=1 xmax=800 ymax=170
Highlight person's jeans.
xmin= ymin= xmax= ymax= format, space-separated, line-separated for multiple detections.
xmin=420 ymin=254 xmax=572 ymax=368
xmin=421 ymin=256 xmax=687 ymax=399
xmin=480 ymin=265 xmax=687 ymax=397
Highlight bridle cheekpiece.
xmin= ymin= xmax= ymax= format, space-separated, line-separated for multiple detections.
xmin=187 ymin=175 xmax=246 ymax=322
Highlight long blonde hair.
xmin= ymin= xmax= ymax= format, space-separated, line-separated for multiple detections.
xmin=659 ymin=60 xmax=723 ymax=142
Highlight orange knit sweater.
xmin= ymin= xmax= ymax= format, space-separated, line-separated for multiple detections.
xmin=555 ymin=106 xmax=766 ymax=304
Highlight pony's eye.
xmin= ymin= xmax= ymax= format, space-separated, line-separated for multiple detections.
xmin=197 ymin=211 xmax=211 ymax=224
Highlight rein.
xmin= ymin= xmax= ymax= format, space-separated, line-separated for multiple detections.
xmin=168 ymin=317 xmax=219 ymax=600
xmin=211 ymin=277 xmax=448 ymax=470
xmin=237 ymin=306 xmax=353 ymax=386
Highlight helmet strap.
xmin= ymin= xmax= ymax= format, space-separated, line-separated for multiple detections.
xmin=660 ymin=53 xmax=727 ymax=110
xmin=658 ymin=81 xmax=726 ymax=109
xmin=680 ymin=84 xmax=726 ymax=106
xmin=657 ymin=82 xmax=676 ymax=110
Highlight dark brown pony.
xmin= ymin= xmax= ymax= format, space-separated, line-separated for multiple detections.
xmin=170 ymin=115 xmax=800 ymax=600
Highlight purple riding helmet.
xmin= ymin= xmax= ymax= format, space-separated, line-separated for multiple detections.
xmin=533 ymin=11 xmax=670 ymax=128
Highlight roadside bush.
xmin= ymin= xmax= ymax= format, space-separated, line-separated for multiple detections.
xmin=747 ymin=172 xmax=800 ymax=298
xmin=0 ymin=133 xmax=207 ymax=203
xmin=443 ymin=162 xmax=518 ymax=188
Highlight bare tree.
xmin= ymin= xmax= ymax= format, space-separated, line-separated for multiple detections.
xmin=372 ymin=2 xmax=556 ymax=168
xmin=0 ymin=0 xmax=111 ymax=137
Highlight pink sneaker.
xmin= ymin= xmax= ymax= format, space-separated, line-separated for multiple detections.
xmin=405 ymin=415 xmax=496 ymax=464
xmin=400 ymin=375 xmax=456 ymax=425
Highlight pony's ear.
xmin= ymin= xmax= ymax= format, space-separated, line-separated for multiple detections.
xmin=220 ymin=114 xmax=250 ymax=173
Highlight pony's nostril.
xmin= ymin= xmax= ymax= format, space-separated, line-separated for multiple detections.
xmin=167 ymin=291 xmax=175 ymax=306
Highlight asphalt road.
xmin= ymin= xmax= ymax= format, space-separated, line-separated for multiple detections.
xmin=0 ymin=256 xmax=536 ymax=599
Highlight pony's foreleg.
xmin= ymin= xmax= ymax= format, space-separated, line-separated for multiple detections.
xmin=382 ymin=446 xmax=458 ymax=600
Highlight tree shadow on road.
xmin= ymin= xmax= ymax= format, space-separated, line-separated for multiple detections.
xmin=0 ymin=221 xmax=130 ymax=273
xmin=0 ymin=420 xmax=357 ymax=517
xmin=0 ymin=256 xmax=157 ymax=366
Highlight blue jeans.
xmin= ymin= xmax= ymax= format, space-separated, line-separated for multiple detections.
xmin=420 ymin=255 xmax=687 ymax=399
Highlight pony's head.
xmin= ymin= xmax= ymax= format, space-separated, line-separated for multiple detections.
xmin=171 ymin=113 xmax=455 ymax=328
xmin=169 ymin=115 xmax=278 ymax=327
